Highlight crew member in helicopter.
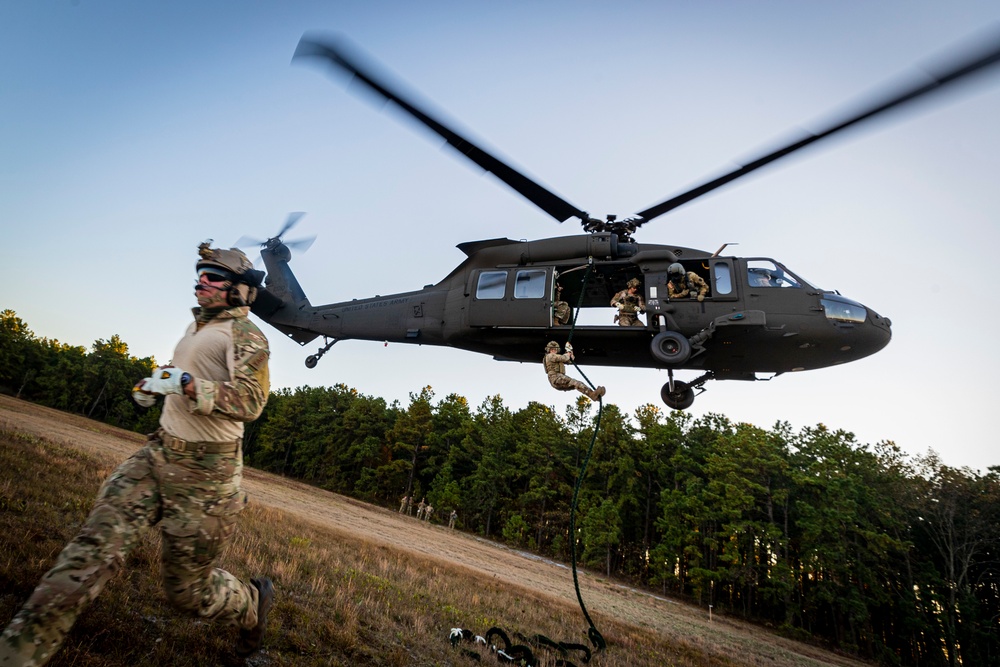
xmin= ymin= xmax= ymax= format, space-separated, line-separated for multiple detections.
xmin=552 ymin=283 xmax=571 ymax=326
xmin=666 ymin=263 xmax=709 ymax=301
xmin=610 ymin=277 xmax=646 ymax=326
xmin=543 ymin=341 xmax=606 ymax=401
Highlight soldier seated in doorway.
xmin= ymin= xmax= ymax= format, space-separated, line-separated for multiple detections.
xmin=610 ymin=277 xmax=646 ymax=326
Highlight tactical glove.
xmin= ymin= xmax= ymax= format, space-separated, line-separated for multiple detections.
xmin=132 ymin=383 xmax=157 ymax=408
xmin=138 ymin=366 xmax=189 ymax=396
xmin=697 ymin=293 xmax=705 ymax=302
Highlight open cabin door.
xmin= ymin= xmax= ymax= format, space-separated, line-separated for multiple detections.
xmin=469 ymin=268 xmax=553 ymax=327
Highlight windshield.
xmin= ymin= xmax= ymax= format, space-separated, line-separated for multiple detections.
xmin=746 ymin=259 xmax=818 ymax=289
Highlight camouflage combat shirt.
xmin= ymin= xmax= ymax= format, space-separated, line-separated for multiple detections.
xmin=161 ymin=306 xmax=270 ymax=444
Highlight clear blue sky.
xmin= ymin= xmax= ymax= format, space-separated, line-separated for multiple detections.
xmin=3 ymin=1 xmax=998 ymax=471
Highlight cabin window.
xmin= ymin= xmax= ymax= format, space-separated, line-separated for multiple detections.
xmin=476 ymin=271 xmax=507 ymax=299
xmin=514 ymin=269 xmax=546 ymax=299
xmin=713 ymin=262 xmax=732 ymax=295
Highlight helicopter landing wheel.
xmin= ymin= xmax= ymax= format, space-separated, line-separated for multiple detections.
xmin=305 ymin=337 xmax=339 ymax=369
xmin=661 ymin=380 xmax=695 ymax=410
xmin=651 ymin=331 xmax=691 ymax=365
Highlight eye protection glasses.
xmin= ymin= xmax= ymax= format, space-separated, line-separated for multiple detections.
xmin=198 ymin=268 xmax=234 ymax=283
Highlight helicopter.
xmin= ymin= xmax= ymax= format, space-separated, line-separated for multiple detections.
xmin=246 ymin=32 xmax=1000 ymax=410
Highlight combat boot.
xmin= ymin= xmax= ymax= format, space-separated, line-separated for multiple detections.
xmin=587 ymin=386 xmax=606 ymax=401
xmin=236 ymin=577 xmax=275 ymax=657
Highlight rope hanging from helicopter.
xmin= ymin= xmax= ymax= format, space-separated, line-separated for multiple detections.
xmin=449 ymin=260 xmax=606 ymax=667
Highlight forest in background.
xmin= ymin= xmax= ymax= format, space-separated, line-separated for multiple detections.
xmin=2 ymin=308 xmax=998 ymax=666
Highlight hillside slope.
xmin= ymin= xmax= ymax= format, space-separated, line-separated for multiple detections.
xmin=0 ymin=395 xmax=869 ymax=667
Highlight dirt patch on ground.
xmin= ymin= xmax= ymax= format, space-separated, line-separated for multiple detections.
xmin=0 ymin=395 xmax=868 ymax=667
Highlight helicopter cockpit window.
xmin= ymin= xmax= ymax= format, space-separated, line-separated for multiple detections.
xmin=514 ymin=269 xmax=546 ymax=299
xmin=713 ymin=262 xmax=732 ymax=295
xmin=746 ymin=260 xmax=802 ymax=288
xmin=822 ymin=296 xmax=867 ymax=323
xmin=476 ymin=271 xmax=507 ymax=300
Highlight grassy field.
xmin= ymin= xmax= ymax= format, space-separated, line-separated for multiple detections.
xmin=0 ymin=399 xmax=871 ymax=667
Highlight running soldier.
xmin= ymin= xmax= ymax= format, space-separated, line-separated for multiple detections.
xmin=666 ymin=263 xmax=709 ymax=301
xmin=610 ymin=278 xmax=646 ymax=326
xmin=543 ymin=341 xmax=605 ymax=401
xmin=0 ymin=242 xmax=274 ymax=666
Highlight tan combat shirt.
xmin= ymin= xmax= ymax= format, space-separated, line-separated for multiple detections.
xmin=161 ymin=306 xmax=270 ymax=444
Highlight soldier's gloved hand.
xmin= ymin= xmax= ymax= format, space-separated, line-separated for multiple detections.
xmin=132 ymin=381 xmax=157 ymax=408
xmin=565 ymin=342 xmax=573 ymax=353
xmin=140 ymin=366 xmax=188 ymax=395
xmin=697 ymin=293 xmax=705 ymax=302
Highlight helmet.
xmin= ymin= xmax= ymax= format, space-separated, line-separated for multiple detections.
xmin=197 ymin=242 xmax=256 ymax=278
xmin=196 ymin=241 xmax=264 ymax=306
xmin=626 ymin=277 xmax=641 ymax=289
xmin=545 ymin=341 xmax=561 ymax=351
xmin=667 ymin=263 xmax=685 ymax=278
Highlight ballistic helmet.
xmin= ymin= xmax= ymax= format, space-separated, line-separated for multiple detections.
xmin=196 ymin=241 xmax=264 ymax=306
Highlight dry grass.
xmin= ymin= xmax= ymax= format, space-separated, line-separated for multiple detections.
xmin=0 ymin=429 xmax=702 ymax=666
xmin=0 ymin=399 xmax=872 ymax=667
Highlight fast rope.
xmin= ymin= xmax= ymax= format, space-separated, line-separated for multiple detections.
xmin=449 ymin=260 xmax=606 ymax=666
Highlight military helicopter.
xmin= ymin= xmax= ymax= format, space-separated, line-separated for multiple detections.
xmin=247 ymin=32 xmax=1000 ymax=410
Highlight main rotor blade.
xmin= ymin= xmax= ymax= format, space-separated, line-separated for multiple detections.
xmin=294 ymin=34 xmax=588 ymax=224
xmin=634 ymin=29 xmax=1000 ymax=225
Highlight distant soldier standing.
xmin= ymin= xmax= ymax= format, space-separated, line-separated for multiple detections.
xmin=448 ymin=510 xmax=458 ymax=530
xmin=610 ymin=277 xmax=646 ymax=326
xmin=424 ymin=504 xmax=434 ymax=523
xmin=0 ymin=243 xmax=275 ymax=666
xmin=416 ymin=497 xmax=427 ymax=520
xmin=666 ymin=263 xmax=708 ymax=301
xmin=399 ymin=494 xmax=410 ymax=514
xmin=543 ymin=341 xmax=605 ymax=401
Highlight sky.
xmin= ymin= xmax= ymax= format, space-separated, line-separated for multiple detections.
xmin=2 ymin=1 xmax=999 ymax=472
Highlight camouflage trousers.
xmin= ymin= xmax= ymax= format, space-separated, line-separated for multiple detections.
xmin=547 ymin=372 xmax=594 ymax=398
xmin=616 ymin=312 xmax=644 ymax=326
xmin=0 ymin=433 xmax=260 ymax=667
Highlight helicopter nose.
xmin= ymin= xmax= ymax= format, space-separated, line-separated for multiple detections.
xmin=820 ymin=294 xmax=891 ymax=361
xmin=853 ymin=306 xmax=892 ymax=362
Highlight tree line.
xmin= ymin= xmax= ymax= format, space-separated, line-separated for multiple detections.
xmin=2 ymin=309 xmax=998 ymax=665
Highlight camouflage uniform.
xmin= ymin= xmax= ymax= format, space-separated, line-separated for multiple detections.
xmin=667 ymin=272 xmax=709 ymax=300
xmin=553 ymin=300 xmax=571 ymax=326
xmin=448 ymin=510 xmax=458 ymax=530
xmin=424 ymin=506 xmax=434 ymax=523
xmin=0 ymin=305 xmax=270 ymax=667
xmin=416 ymin=498 xmax=426 ymax=520
xmin=544 ymin=346 xmax=604 ymax=401
xmin=399 ymin=495 xmax=409 ymax=514
xmin=610 ymin=279 xmax=646 ymax=327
